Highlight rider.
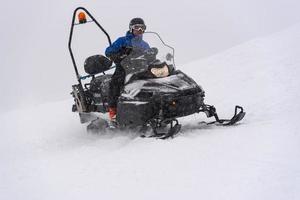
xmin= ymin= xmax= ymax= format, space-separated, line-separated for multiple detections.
xmin=105 ymin=18 xmax=150 ymax=122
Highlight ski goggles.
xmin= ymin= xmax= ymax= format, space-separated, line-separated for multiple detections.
xmin=131 ymin=24 xmax=146 ymax=31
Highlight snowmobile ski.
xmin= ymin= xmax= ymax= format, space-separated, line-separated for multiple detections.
xmin=201 ymin=105 xmax=246 ymax=126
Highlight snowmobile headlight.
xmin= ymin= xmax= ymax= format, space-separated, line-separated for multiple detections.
xmin=150 ymin=65 xmax=169 ymax=78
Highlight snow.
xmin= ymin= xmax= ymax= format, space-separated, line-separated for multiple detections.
xmin=1 ymin=24 xmax=300 ymax=200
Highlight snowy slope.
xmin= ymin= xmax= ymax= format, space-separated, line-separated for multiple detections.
xmin=1 ymin=25 xmax=300 ymax=200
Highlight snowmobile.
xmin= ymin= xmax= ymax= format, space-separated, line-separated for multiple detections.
xmin=69 ymin=7 xmax=245 ymax=139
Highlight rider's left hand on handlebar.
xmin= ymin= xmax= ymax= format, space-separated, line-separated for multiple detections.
xmin=145 ymin=47 xmax=158 ymax=55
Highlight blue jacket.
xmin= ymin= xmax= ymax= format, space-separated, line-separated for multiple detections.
xmin=105 ymin=32 xmax=150 ymax=58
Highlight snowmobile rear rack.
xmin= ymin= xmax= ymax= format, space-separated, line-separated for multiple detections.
xmin=68 ymin=7 xmax=112 ymax=85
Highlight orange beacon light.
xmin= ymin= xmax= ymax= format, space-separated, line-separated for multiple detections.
xmin=78 ymin=12 xmax=87 ymax=23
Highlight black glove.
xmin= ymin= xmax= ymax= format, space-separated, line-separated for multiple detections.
xmin=108 ymin=47 xmax=133 ymax=63
xmin=144 ymin=47 xmax=158 ymax=61
xmin=145 ymin=47 xmax=158 ymax=56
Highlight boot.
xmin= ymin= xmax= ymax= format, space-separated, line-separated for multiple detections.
xmin=108 ymin=107 xmax=117 ymax=120
xmin=108 ymin=107 xmax=117 ymax=128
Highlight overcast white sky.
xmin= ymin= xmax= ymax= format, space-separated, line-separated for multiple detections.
xmin=0 ymin=0 xmax=299 ymax=112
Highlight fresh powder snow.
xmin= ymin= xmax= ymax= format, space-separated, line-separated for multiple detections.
xmin=1 ymin=24 xmax=300 ymax=200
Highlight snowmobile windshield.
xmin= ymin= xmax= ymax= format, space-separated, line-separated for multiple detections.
xmin=120 ymin=32 xmax=175 ymax=83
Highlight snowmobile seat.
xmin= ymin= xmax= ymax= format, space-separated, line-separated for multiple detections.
xmin=84 ymin=55 xmax=112 ymax=75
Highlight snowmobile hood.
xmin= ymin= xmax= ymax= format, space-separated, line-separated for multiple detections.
xmin=121 ymin=72 xmax=203 ymax=100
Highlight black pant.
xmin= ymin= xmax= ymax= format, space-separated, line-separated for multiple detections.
xmin=108 ymin=64 xmax=125 ymax=108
